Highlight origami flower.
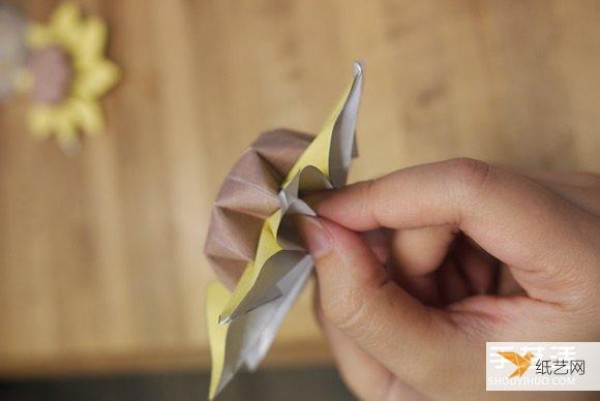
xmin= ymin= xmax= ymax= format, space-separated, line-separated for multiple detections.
xmin=25 ymin=2 xmax=120 ymax=151
xmin=204 ymin=63 xmax=363 ymax=399
xmin=204 ymin=129 xmax=313 ymax=290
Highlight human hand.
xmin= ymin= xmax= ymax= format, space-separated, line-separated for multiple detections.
xmin=296 ymin=158 xmax=600 ymax=401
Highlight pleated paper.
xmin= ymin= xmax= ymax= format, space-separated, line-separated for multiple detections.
xmin=204 ymin=63 xmax=363 ymax=399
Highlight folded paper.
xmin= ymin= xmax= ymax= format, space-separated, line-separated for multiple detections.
xmin=204 ymin=63 xmax=363 ymax=399
xmin=25 ymin=2 xmax=121 ymax=151
xmin=204 ymin=129 xmax=313 ymax=290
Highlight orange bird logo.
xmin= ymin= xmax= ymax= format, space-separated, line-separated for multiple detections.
xmin=498 ymin=352 xmax=535 ymax=378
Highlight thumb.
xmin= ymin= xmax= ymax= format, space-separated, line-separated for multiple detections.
xmin=296 ymin=215 xmax=454 ymax=388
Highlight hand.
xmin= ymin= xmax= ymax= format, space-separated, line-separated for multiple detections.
xmin=296 ymin=158 xmax=600 ymax=401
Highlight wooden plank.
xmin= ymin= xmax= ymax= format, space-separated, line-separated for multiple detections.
xmin=1 ymin=0 xmax=599 ymax=375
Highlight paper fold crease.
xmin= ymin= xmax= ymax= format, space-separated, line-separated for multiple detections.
xmin=204 ymin=62 xmax=363 ymax=400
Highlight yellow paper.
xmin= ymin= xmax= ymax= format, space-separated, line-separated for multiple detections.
xmin=26 ymin=2 xmax=120 ymax=151
xmin=218 ymin=78 xmax=356 ymax=321
xmin=206 ymin=63 xmax=363 ymax=399
xmin=206 ymin=282 xmax=231 ymax=400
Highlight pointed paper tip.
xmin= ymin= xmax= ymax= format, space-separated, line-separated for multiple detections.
xmin=218 ymin=314 xmax=232 ymax=325
xmin=353 ymin=61 xmax=363 ymax=78
xmin=209 ymin=370 xmax=235 ymax=400
xmin=352 ymin=61 xmax=364 ymax=93
xmin=208 ymin=384 xmax=223 ymax=401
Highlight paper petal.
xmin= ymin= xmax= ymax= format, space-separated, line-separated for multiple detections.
xmin=204 ymin=129 xmax=312 ymax=290
xmin=219 ymin=63 xmax=363 ymax=321
xmin=76 ymin=17 xmax=108 ymax=66
xmin=50 ymin=2 xmax=82 ymax=49
xmin=206 ymin=255 xmax=314 ymax=400
xmin=72 ymin=60 xmax=120 ymax=99
xmin=252 ymin=129 xmax=314 ymax=176
xmin=72 ymin=98 xmax=105 ymax=134
xmin=205 ymin=63 xmax=364 ymax=399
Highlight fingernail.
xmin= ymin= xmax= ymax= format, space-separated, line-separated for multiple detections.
xmin=294 ymin=215 xmax=332 ymax=259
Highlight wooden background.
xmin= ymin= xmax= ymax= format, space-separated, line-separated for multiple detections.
xmin=1 ymin=0 xmax=599 ymax=376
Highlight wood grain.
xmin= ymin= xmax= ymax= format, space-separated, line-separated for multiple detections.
xmin=1 ymin=0 xmax=599 ymax=376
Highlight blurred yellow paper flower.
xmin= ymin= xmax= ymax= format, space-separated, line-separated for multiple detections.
xmin=26 ymin=2 xmax=120 ymax=151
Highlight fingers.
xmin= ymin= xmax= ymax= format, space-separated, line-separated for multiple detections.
xmin=317 ymin=309 xmax=426 ymax=401
xmin=520 ymin=169 xmax=600 ymax=189
xmin=453 ymin=236 xmax=499 ymax=295
xmin=392 ymin=228 xmax=498 ymax=304
xmin=362 ymin=228 xmax=392 ymax=264
xmin=392 ymin=226 xmax=499 ymax=304
xmin=391 ymin=226 xmax=454 ymax=305
xmin=314 ymin=158 xmax=600 ymax=306
xmin=439 ymin=258 xmax=471 ymax=304
xmin=314 ymin=289 xmax=394 ymax=401
xmin=296 ymin=215 xmax=454 ymax=388
xmin=314 ymin=287 xmax=413 ymax=401
xmin=524 ymin=177 xmax=600 ymax=216
xmin=497 ymin=264 xmax=524 ymax=295
xmin=392 ymin=226 xmax=456 ymax=277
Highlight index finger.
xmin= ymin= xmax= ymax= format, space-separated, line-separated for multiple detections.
xmin=314 ymin=158 xmax=600 ymax=305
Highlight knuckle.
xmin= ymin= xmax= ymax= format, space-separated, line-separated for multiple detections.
xmin=325 ymin=281 xmax=395 ymax=349
xmin=446 ymin=157 xmax=493 ymax=197
xmin=323 ymin=288 xmax=367 ymax=331
xmin=358 ymin=179 xmax=378 ymax=225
